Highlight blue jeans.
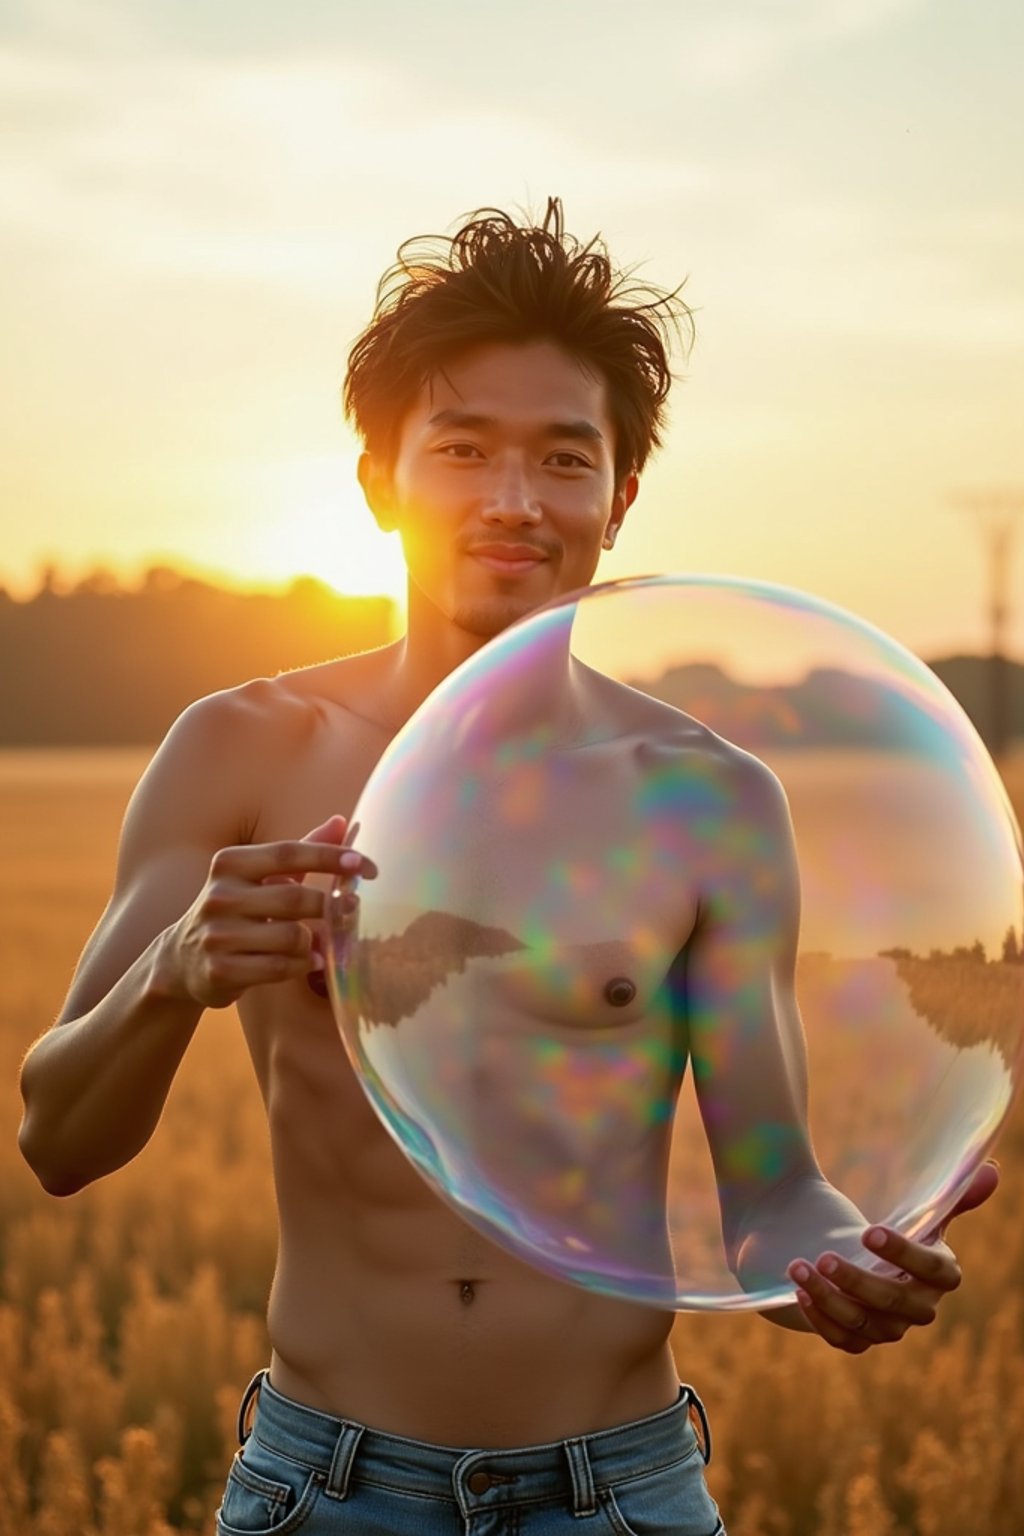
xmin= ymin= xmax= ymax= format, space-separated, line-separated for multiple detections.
xmin=216 ymin=1369 xmax=726 ymax=1535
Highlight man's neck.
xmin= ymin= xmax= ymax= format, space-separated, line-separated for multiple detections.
xmin=383 ymin=580 xmax=593 ymax=746
xmin=362 ymin=586 xmax=494 ymax=733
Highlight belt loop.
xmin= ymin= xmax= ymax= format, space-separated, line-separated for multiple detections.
xmin=324 ymin=1421 xmax=365 ymax=1500
xmin=563 ymin=1436 xmax=597 ymax=1516
xmin=237 ymin=1369 xmax=267 ymax=1446
xmin=681 ymin=1383 xmax=713 ymax=1466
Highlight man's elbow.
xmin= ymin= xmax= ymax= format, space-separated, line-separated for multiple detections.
xmin=17 ymin=1114 xmax=88 ymax=1198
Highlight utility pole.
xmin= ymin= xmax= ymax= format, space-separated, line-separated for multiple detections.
xmin=952 ymin=487 xmax=1024 ymax=760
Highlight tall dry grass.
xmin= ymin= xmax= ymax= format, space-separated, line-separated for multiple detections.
xmin=1 ymin=748 xmax=1022 ymax=1534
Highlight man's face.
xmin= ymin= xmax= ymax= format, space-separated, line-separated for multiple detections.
xmin=361 ymin=339 xmax=638 ymax=639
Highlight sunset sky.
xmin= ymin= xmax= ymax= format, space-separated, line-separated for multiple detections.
xmin=3 ymin=0 xmax=1022 ymax=659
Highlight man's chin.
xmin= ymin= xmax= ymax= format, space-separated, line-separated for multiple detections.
xmin=450 ymin=596 xmax=540 ymax=639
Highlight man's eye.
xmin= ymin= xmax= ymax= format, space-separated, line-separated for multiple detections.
xmin=440 ymin=443 xmax=483 ymax=459
xmin=548 ymin=452 xmax=589 ymax=468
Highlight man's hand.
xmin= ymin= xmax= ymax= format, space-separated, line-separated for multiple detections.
xmin=784 ymin=1159 xmax=1000 ymax=1353
xmin=167 ymin=815 xmax=377 ymax=1009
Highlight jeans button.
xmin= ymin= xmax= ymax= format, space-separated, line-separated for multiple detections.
xmin=467 ymin=1470 xmax=492 ymax=1495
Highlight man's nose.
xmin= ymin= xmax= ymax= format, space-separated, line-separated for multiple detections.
xmin=481 ymin=459 xmax=542 ymax=525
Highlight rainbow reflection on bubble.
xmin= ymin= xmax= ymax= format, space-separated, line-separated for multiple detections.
xmin=326 ymin=575 xmax=1024 ymax=1311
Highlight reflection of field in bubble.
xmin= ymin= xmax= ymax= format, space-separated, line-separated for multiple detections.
xmin=762 ymin=749 xmax=1019 ymax=960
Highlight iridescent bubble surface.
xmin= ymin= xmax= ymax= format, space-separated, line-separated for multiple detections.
xmin=326 ymin=576 xmax=1024 ymax=1310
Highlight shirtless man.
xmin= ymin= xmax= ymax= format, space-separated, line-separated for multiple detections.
xmin=18 ymin=202 xmax=997 ymax=1536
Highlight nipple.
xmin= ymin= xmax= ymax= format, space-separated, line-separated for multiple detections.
xmin=604 ymin=977 xmax=637 ymax=1008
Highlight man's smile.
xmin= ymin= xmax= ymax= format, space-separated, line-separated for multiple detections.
xmin=466 ymin=541 xmax=553 ymax=575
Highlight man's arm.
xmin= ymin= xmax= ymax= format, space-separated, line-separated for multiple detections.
xmin=684 ymin=748 xmax=990 ymax=1348
xmin=17 ymin=686 xmax=350 ymax=1195
xmin=683 ymin=751 xmax=862 ymax=1284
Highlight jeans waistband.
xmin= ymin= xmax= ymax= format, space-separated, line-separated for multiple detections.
xmin=238 ymin=1370 xmax=711 ymax=1516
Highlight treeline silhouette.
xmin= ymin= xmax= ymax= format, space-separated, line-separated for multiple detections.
xmin=0 ymin=567 xmax=396 ymax=746
xmin=1 ymin=567 xmax=1022 ymax=749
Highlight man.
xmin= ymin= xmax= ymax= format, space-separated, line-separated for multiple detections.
xmin=19 ymin=200 xmax=997 ymax=1535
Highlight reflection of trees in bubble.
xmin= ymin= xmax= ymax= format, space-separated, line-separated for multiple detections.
xmin=877 ymin=934 xmax=1024 ymax=1073
xmin=791 ymin=949 xmax=1021 ymax=1221
xmin=355 ymin=911 xmax=525 ymax=1027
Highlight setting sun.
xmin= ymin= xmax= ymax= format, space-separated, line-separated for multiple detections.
xmin=222 ymin=453 xmax=408 ymax=602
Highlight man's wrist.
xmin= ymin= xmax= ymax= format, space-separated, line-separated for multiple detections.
xmin=147 ymin=923 xmax=200 ymax=1013
xmin=759 ymin=1300 xmax=813 ymax=1333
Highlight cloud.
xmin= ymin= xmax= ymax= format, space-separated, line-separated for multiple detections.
xmin=2 ymin=3 xmax=1020 ymax=364
xmin=2 ymin=0 xmax=932 ymax=101
xmin=673 ymin=0 xmax=929 ymax=87
xmin=0 ymin=41 xmax=717 ymax=293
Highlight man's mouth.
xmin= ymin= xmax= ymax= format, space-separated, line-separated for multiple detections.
xmin=467 ymin=543 xmax=551 ymax=574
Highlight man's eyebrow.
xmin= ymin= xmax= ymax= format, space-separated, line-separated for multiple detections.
xmin=425 ymin=408 xmax=604 ymax=443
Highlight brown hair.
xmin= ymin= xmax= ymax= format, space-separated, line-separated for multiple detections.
xmin=343 ymin=198 xmax=694 ymax=487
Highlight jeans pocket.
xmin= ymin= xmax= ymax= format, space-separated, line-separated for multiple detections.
xmin=216 ymin=1438 xmax=323 ymax=1536
xmin=599 ymin=1451 xmax=725 ymax=1536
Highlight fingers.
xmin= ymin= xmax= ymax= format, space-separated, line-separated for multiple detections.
xmin=210 ymin=879 xmax=325 ymax=922
xmin=860 ymin=1226 xmax=962 ymax=1293
xmin=790 ymin=1290 xmax=876 ymax=1354
xmin=780 ymin=1175 xmax=995 ymax=1357
xmin=338 ymin=848 xmax=378 ymax=879
xmin=187 ymin=922 xmax=318 ymax=1005
xmin=208 ymin=919 xmax=315 ymax=959
xmin=179 ymin=828 xmax=376 ymax=1007
xmin=788 ymin=1260 xmax=885 ymax=1345
xmin=302 ymin=814 xmax=350 ymax=844
xmin=938 ymin=1160 xmax=1000 ymax=1228
xmin=211 ymin=840 xmax=378 ymax=888
xmin=791 ymin=1251 xmax=937 ymax=1327
xmin=788 ymin=1262 xmax=913 ymax=1351
xmin=787 ymin=1219 xmax=961 ymax=1353
xmin=212 ymin=840 xmax=355 ymax=882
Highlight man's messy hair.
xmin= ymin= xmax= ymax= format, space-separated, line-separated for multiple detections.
xmin=343 ymin=197 xmax=695 ymax=487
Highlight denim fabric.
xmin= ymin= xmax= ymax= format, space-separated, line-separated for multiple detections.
xmin=216 ymin=1369 xmax=726 ymax=1535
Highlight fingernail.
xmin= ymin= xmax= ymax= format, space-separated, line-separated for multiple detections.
xmin=865 ymin=1228 xmax=887 ymax=1251
xmin=791 ymin=1263 xmax=810 ymax=1283
xmin=818 ymin=1256 xmax=837 ymax=1276
xmin=339 ymin=851 xmax=361 ymax=871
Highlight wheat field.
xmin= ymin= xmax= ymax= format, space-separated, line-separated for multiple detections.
xmin=1 ymin=748 xmax=1022 ymax=1535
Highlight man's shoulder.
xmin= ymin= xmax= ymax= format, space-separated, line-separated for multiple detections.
xmin=627 ymin=693 xmax=789 ymax=823
xmin=174 ymin=674 xmax=316 ymax=752
xmin=179 ymin=649 xmax=391 ymax=748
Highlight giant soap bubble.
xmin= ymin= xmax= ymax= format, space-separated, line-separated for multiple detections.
xmin=326 ymin=576 xmax=1024 ymax=1310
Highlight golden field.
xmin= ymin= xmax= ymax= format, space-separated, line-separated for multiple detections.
xmin=1 ymin=747 xmax=1022 ymax=1535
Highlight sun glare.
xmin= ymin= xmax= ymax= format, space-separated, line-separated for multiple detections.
xmin=234 ymin=455 xmax=408 ymax=603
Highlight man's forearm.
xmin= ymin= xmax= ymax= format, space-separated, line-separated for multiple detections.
xmin=18 ymin=926 xmax=203 ymax=1195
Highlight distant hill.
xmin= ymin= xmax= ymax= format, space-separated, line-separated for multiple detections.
xmin=639 ymin=654 xmax=1024 ymax=754
xmin=0 ymin=569 xmax=395 ymax=746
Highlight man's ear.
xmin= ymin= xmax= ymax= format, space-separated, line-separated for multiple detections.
xmin=358 ymin=452 xmax=398 ymax=533
xmin=603 ymin=470 xmax=639 ymax=549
